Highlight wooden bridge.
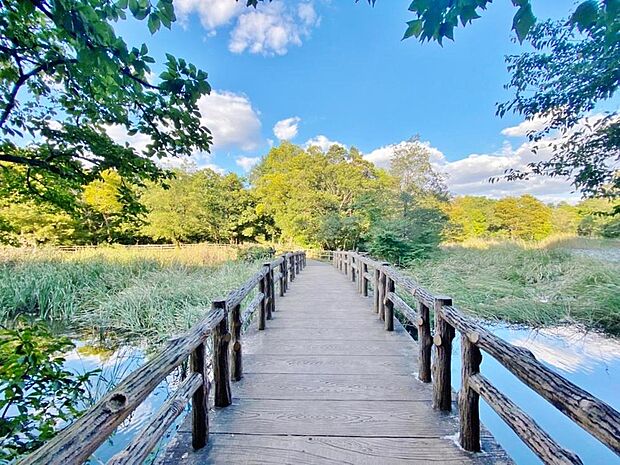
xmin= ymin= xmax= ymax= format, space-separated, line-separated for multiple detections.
xmin=20 ymin=252 xmax=620 ymax=465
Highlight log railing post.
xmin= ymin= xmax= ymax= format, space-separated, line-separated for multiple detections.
xmin=191 ymin=341 xmax=208 ymax=449
xmin=230 ymin=303 xmax=243 ymax=382
xmin=344 ymin=253 xmax=349 ymax=277
xmin=357 ymin=257 xmax=364 ymax=294
xmin=279 ymin=255 xmax=286 ymax=296
xmin=259 ymin=264 xmax=269 ymax=330
xmin=212 ymin=299 xmax=232 ymax=408
xmin=432 ymin=296 xmax=454 ymax=411
xmin=350 ymin=255 xmax=356 ymax=283
xmin=460 ymin=333 xmax=482 ymax=451
xmin=373 ymin=265 xmax=380 ymax=313
xmin=266 ymin=263 xmax=274 ymax=320
xmin=417 ymin=301 xmax=432 ymax=383
xmin=362 ymin=262 xmax=369 ymax=297
xmin=384 ymin=276 xmax=395 ymax=331
xmin=290 ymin=254 xmax=296 ymax=281
xmin=377 ymin=263 xmax=389 ymax=321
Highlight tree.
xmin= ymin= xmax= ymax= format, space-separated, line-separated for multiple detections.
xmin=82 ymin=170 xmax=143 ymax=243
xmin=0 ymin=199 xmax=79 ymax=246
xmin=251 ymin=142 xmax=392 ymax=248
xmin=576 ymin=198 xmax=620 ymax=237
xmin=393 ymin=0 xmax=619 ymax=203
xmin=399 ymin=0 xmax=613 ymax=44
xmin=0 ymin=0 xmax=212 ymax=206
xmin=550 ymin=203 xmax=580 ymax=235
xmin=491 ymin=195 xmax=552 ymax=240
xmin=389 ymin=138 xmax=448 ymax=205
xmin=368 ymin=207 xmax=447 ymax=265
xmin=497 ymin=11 xmax=620 ymax=201
xmin=140 ymin=167 xmax=266 ymax=244
xmin=445 ymin=196 xmax=496 ymax=242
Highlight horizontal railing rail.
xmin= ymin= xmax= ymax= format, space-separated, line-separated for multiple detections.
xmin=332 ymin=250 xmax=620 ymax=465
xmin=19 ymin=251 xmax=307 ymax=465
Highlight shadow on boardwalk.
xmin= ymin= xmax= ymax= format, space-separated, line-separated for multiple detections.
xmin=157 ymin=260 xmax=512 ymax=465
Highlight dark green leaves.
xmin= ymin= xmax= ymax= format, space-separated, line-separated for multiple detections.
xmin=0 ymin=0 xmax=212 ymax=205
xmin=0 ymin=320 xmax=99 ymax=461
xmin=402 ymin=19 xmax=423 ymax=40
xmin=513 ymin=3 xmax=536 ymax=42
xmin=571 ymin=0 xmax=600 ymax=31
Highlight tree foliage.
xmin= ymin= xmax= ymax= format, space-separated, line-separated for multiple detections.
xmin=445 ymin=194 xmax=620 ymax=241
xmin=0 ymin=0 xmax=212 ymax=206
xmin=0 ymin=320 xmax=97 ymax=461
xmin=141 ymin=167 xmax=271 ymax=244
xmin=251 ymin=142 xmax=392 ymax=249
xmin=497 ymin=8 xmax=620 ymax=200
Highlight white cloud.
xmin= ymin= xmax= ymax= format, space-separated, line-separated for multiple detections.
xmin=365 ymin=140 xmax=444 ymax=170
xmin=273 ymin=116 xmax=301 ymax=140
xmin=304 ymin=135 xmax=345 ymax=152
xmin=363 ymin=137 xmax=579 ymax=203
xmin=106 ymin=125 xmax=152 ymax=154
xmin=501 ymin=115 xmax=551 ymax=137
xmin=197 ymin=90 xmax=262 ymax=151
xmin=175 ymin=0 xmax=319 ymax=56
xmin=174 ymin=0 xmax=243 ymax=29
xmin=229 ymin=1 xmax=320 ymax=55
xmin=236 ymin=155 xmax=261 ymax=172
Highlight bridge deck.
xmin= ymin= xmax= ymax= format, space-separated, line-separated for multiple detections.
xmin=159 ymin=260 xmax=512 ymax=464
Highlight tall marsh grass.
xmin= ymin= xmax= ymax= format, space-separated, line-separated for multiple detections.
xmin=0 ymin=244 xmax=258 ymax=342
xmin=406 ymin=238 xmax=620 ymax=336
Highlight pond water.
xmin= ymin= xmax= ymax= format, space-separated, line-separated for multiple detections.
xmin=64 ymin=325 xmax=620 ymax=464
xmin=451 ymin=324 xmax=620 ymax=465
xmin=64 ymin=342 xmax=186 ymax=464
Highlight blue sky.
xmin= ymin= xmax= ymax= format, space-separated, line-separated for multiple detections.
xmin=114 ymin=0 xmax=608 ymax=202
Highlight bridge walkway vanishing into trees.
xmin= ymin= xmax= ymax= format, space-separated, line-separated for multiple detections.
xmin=19 ymin=252 xmax=620 ymax=465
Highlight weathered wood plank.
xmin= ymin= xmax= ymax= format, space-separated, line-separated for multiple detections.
xmin=245 ymin=326 xmax=412 ymax=341
xmin=157 ymin=259 xmax=512 ymax=465
xmin=159 ymin=433 xmax=513 ymax=465
xmin=188 ymin=399 xmax=459 ymax=437
xmin=440 ymin=304 xmax=620 ymax=455
xmin=243 ymin=354 xmax=418 ymax=375
xmin=244 ymin=339 xmax=413 ymax=356
xmin=231 ymin=373 xmax=432 ymax=401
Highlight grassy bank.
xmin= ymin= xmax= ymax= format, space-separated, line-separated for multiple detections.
xmin=404 ymin=238 xmax=620 ymax=336
xmin=0 ymin=244 xmax=260 ymax=341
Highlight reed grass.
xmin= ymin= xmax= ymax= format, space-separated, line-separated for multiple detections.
xmin=405 ymin=238 xmax=620 ymax=336
xmin=0 ymin=244 xmax=259 ymax=342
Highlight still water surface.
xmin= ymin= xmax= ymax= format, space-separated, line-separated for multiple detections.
xmin=66 ymin=325 xmax=620 ymax=464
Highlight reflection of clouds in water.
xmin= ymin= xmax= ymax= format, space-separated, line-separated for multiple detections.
xmin=63 ymin=341 xmax=187 ymax=462
xmin=509 ymin=326 xmax=620 ymax=374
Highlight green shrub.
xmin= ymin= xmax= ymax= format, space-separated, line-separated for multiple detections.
xmin=237 ymin=246 xmax=275 ymax=263
xmin=0 ymin=320 xmax=98 ymax=462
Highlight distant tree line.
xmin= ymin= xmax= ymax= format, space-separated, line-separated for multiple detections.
xmin=1 ymin=140 xmax=618 ymax=258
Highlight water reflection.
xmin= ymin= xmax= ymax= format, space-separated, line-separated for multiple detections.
xmin=509 ymin=326 xmax=620 ymax=374
xmin=64 ymin=341 xmax=185 ymax=463
xmin=451 ymin=324 xmax=620 ymax=465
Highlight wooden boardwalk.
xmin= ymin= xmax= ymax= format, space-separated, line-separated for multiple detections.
xmin=159 ymin=260 xmax=512 ymax=465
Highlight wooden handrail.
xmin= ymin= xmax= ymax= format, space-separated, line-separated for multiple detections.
xmin=18 ymin=251 xmax=307 ymax=465
xmin=330 ymin=251 xmax=620 ymax=463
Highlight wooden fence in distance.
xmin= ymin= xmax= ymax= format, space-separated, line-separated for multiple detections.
xmin=333 ymin=250 xmax=620 ymax=465
xmin=18 ymin=252 xmax=307 ymax=465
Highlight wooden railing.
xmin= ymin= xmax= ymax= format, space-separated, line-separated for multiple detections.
xmin=332 ymin=250 xmax=620 ymax=465
xmin=19 ymin=251 xmax=307 ymax=465
xmin=305 ymin=249 xmax=334 ymax=262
